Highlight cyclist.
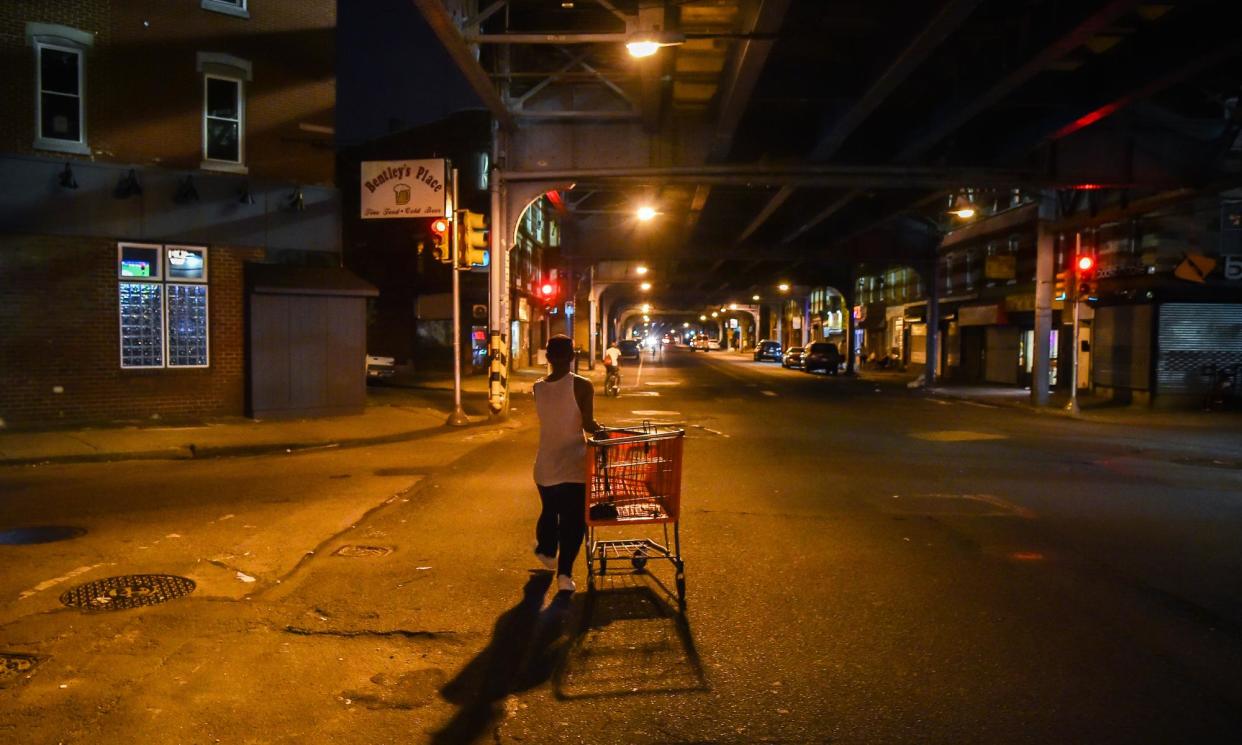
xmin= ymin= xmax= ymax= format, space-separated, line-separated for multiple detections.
xmin=602 ymin=341 xmax=622 ymax=396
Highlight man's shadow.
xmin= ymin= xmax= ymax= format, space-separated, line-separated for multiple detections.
xmin=432 ymin=573 xmax=575 ymax=744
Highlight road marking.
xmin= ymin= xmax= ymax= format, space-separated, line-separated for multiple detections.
xmin=19 ymin=563 xmax=109 ymax=600
xmin=619 ymin=391 xmax=660 ymax=397
xmin=761 ymin=390 xmax=778 ymax=397
xmin=631 ymin=410 xmax=682 ymax=417
xmin=960 ymin=400 xmax=1000 ymax=409
xmin=909 ymin=430 xmax=1008 ymax=442
xmin=646 ymin=380 xmax=680 ymax=387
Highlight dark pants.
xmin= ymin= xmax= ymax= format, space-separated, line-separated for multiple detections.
xmin=535 ymin=482 xmax=586 ymax=576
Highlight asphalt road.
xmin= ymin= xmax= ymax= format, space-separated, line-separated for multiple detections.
xmin=3 ymin=348 xmax=1242 ymax=743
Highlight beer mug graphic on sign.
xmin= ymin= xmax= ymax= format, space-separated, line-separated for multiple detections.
xmin=393 ymin=183 xmax=411 ymax=205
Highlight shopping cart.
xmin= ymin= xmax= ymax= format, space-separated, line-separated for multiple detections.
xmin=585 ymin=423 xmax=686 ymax=608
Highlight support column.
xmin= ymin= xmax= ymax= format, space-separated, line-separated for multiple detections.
xmin=924 ymin=252 xmax=940 ymax=388
xmin=488 ymin=126 xmax=511 ymax=418
xmin=1032 ymin=194 xmax=1057 ymax=406
xmin=844 ymin=283 xmax=857 ymax=375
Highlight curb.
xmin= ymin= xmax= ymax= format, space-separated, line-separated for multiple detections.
xmin=0 ymin=414 xmax=520 ymax=468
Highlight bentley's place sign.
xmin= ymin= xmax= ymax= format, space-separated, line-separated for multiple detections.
xmin=360 ymin=159 xmax=446 ymax=219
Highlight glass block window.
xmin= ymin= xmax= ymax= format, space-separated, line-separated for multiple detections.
xmin=167 ymin=285 xmax=209 ymax=367
xmin=117 ymin=243 xmax=209 ymax=369
xmin=204 ymin=75 xmax=242 ymax=163
xmin=119 ymin=282 xmax=164 ymax=368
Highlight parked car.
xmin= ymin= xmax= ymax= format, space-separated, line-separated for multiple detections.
xmin=366 ymin=354 xmax=396 ymax=383
xmin=753 ymin=340 xmax=782 ymax=362
xmin=782 ymin=346 xmax=804 ymax=368
xmin=706 ymin=338 xmax=721 ymax=351
xmin=690 ymin=336 xmax=708 ymax=351
xmin=802 ymin=341 xmax=842 ymax=374
xmin=617 ymin=339 xmax=642 ymax=360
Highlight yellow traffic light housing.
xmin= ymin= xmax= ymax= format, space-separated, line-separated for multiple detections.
xmin=456 ymin=210 xmax=490 ymax=269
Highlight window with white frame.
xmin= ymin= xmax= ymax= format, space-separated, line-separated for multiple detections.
xmin=27 ymin=24 xmax=93 ymax=155
xmin=118 ymin=243 xmax=209 ymax=369
xmin=204 ymin=75 xmax=243 ymax=164
xmin=202 ymin=0 xmax=249 ymax=18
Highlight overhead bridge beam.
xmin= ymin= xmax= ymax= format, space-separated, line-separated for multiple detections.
xmin=501 ymin=164 xmax=1131 ymax=189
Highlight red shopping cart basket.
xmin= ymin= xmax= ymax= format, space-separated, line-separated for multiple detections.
xmin=585 ymin=424 xmax=686 ymax=608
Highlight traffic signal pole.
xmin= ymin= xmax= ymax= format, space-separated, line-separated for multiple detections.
xmin=448 ymin=166 xmax=469 ymax=426
xmin=1065 ymin=232 xmax=1083 ymax=417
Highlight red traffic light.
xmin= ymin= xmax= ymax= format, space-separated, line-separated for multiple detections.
xmin=540 ymin=283 xmax=555 ymax=297
xmin=431 ymin=218 xmax=449 ymax=235
xmin=1076 ymin=255 xmax=1095 ymax=273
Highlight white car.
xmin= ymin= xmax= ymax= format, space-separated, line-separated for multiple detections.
xmin=366 ymin=354 xmax=396 ymax=381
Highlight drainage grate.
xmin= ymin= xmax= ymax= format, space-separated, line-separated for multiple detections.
xmin=0 ymin=653 xmax=42 ymax=683
xmin=59 ymin=574 xmax=196 ymax=612
xmin=0 ymin=526 xmax=85 ymax=545
xmin=333 ymin=545 xmax=393 ymax=558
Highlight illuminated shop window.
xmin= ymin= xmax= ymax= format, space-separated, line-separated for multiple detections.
xmin=117 ymin=244 xmax=209 ymax=369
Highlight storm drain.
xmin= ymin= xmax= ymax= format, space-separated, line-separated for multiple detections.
xmin=333 ymin=545 xmax=393 ymax=558
xmin=59 ymin=574 xmax=196 ymax=612
xmin=0 ymin=526 xmax=85 ymax=545
xmin=0 ymin=653 xmax=42 ymax=684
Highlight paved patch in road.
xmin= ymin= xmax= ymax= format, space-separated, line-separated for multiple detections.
xmin=882 ymin=493 xmax=1036 ymax=519
xmin=909 ymin=430 xmax=1008 ymax=442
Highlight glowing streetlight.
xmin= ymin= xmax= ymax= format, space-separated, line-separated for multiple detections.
xmin=683 ymin=322 xmax=690 ymax=328
xmin=636 ymin=205 xmax=657 ymax=222
xmin=643 ymin=315 xmax=650 ymax=322
xmin=626 ymin=40 xmax=661 ymax=58
xmin=951 ymin=206 xmax=976 ymax=219
xmin=778 ymin=283 xmax=790 ymax=293
xmin=752 ymin=294 xmax=760 ymax=301
xmin=641 ymin=303 xmax=651 ymax=313
xmin=728 ymin=303 xmax=738 ymax=311
xmin=711 ymin=311 xmax=718 ymax=318
xmin=635 ymin=265 xmax=649 ymax=275
xmin=640 ymin=281 xmax=652 ymax=291
xmin=699 ymin=314 xmax=706 ymax=321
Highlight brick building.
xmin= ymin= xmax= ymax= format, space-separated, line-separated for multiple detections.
xmin=0 ymin=0 xmax=344 ymax=429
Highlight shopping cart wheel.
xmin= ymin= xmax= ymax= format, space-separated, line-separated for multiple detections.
xmin=631 ymin=549 xmax=648 ymax=571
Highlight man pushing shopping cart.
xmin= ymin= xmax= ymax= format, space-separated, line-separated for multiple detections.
xmin=532 ymin=335 xmax=686 ymax=607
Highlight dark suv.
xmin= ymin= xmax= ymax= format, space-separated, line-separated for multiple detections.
xmin=753 ymin=340 xmax=782 ymax=362
xmin=802 ymin=342 xmax=842 ymax=374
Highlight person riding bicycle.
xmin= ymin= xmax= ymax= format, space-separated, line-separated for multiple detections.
xmin=603 ymin=342 xmax=622 ymax=394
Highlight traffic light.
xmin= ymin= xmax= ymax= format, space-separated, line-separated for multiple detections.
xmin=1075 ymin=254 xmax=1096 ymax=296
xmin=428 ymin=217 xmax=451 ymax=264
xmin=1054 ymin=269 xmax=1069 ymax=301
xmin=537 ymin=281 xmax=558 ymax=307
xmin=456 ymin=210 xmax=490 ymax=269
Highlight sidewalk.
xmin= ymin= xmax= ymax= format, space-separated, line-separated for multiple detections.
xmin=856 ymin=368 xmax=1242 ymax=429
xmin=0 ymin=360 xmax=608 ymax=467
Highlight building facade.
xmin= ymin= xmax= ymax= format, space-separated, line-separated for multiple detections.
xmin=1 ymin=0 xmax=340 ymax=429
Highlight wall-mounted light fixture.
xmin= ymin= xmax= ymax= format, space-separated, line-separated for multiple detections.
xmin=174 ymin=175 xmax=199 ymax=204
xmin=287 ymin=186 xmax=305 ymax=212
xmin=59 ymin=163 xmax=78 ymax=189
xmin=114 ymin=169 xmax=142 ymax=199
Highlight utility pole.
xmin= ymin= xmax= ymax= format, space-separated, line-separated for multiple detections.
xmin=448 ymin=166 xmax=469 ymax=426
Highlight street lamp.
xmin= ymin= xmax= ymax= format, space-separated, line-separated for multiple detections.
xmin=699 ymin=314 xmax=706 ymax=321
xmin=643 ymin=315 xmax=650 ymax=322
xmin=778 ymin=283 xmax=790 ymax=293
xmin=626 ymin=31 xmax=685 ymax=58
xmin=641 ymin=303 xmax=651 ymax=313
xmin=683 ymin=322 xmax=690 ymax=328
xmin=752 ymin=294 xmax=760 ymax=301
xmin=711 ymin=311 xmax=718 ymax=318
xmin=635 ymin=265 xmax=649 ymax=275
xmin=728 ymin=303 xmax=738 ymax=311
xmin=640 ymin=281 xmax=652 ymax=291
xmin=636 ymin=205 xmax=657 ymax=222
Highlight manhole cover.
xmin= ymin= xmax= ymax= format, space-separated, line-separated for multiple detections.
xmin=333 ymin=545 xmax=393 ymax=558
xmin=0 ymin=653 xmax=42 ymax=682
xmin=60 ymin=574 xmax=196 ymax=612
xmin=0 ymin=526 xmax=85 ymax=545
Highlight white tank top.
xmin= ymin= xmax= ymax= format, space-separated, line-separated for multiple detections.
xmin=533 ymin=374 xmax=587 ymax=486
